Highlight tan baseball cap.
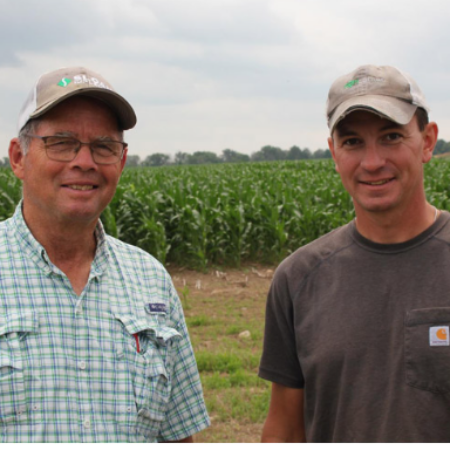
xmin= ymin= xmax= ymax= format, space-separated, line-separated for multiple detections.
xmin=326 ymin=65 xmax=429 ymax=133
xmin=18 ymin=66 xmax=137 ymax=132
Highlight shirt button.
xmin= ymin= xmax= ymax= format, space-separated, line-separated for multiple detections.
xmin=79 ymin=361 xmax=87 ymax=370
xmin=83 ymin=419 xmax=91 ymax=429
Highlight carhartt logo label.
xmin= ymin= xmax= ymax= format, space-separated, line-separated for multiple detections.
xmin=57 ymin=78 xmax=72 ymax=87
xmin=430 ymin=326 xmax=449 ymax=346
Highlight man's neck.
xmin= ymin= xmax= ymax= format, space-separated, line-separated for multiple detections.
xmin=21 ymin=206 xmax=98 ymax=295
xmin=41 ymin=228 xmax=97 ymax=266
xmin=354 ymin=202 xmax=438 ymax=244
xmin=22 ymin=212 xmax=97 ymax=263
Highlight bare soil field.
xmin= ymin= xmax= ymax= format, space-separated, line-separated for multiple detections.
xmin=168 ymin=264 xmax=275 ymax=443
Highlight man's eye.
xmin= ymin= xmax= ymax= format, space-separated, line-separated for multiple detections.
xmin=385 ymin=133 xmax=402 ymax=141
xmin=92 ymin=141 xmax=121 ymax=156
xmin=343 ymin=138 xmax=360 ymax=146
xmin=46 ymin=138 xmax=76 ymax=149
xmin=95 ymin=142 xmax=114 ymax=151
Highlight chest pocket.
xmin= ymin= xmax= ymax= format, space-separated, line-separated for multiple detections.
xmin=115 ymin=313 xmax=182 ymax=439
xmin=0 ymin=311 xmax=39 ymax=422
xmin=405 ymin=307 xmax=450 ymax=395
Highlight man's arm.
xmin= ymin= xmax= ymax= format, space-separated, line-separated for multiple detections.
xmin=261 ymin=382 xmax=306 ymax=443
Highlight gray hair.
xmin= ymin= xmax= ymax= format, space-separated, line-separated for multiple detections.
xmin=18 ymin=120 xmax=41 ymax=155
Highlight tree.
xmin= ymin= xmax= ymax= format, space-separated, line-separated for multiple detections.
xmin=174 ymin=152 xmax=190 ymax=165
xmin=251 ymin=145 xmax=286 ymax=162
xmin=302 ymin=148 xmax=312 ymax=159
xmin=188 ymin=151 xmax=220 ymax=165
xmin=221 ymin=149 xmax=250 ymax=163
xmin=313 ymin=149 xmax=331 ymax=159
xmin=142 ymin=153 xmax=171 ymax=166
xmin=0 ymin=157 xmax=9 ymax=167
xmin=434 ymin=139 xmax=447 ymax=155
xmin=287 ymin=146 xmax=302 ymax=160
xmin=125 ymin=154 xmax=141 ymax=167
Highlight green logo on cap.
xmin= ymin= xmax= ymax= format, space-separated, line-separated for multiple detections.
xmin=344 ymin=79 xmax=359 ymax=89
xmin=57 ymin=78 xmax=72 ymax=87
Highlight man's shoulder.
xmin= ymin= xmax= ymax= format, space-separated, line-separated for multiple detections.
xmin=275 ymin=222 xmax=354 ymax=284
xmin=0 ymin=215 xmax=15 ymax=230
xmin=0 ymin=216 xmax=16 ymax=243
xmin=104 ymin=234 xmax=169 ymax=275
xmin=435 ymin=210 xmax=450 ymax=242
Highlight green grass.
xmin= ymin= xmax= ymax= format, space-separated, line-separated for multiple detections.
xmin=182 ymin=280 xmax=271 ymax=443
xmin=186 ymin=314 xmax=215 ymax=327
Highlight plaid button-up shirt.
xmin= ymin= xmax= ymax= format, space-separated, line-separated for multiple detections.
xmin=0 ymin=203 xmax=209 ymax=442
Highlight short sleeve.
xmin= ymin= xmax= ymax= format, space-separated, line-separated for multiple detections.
xmin=258 ymin=267 xmax=304 ymax=388
xmin=158 ymin=283 xmax=210 ymax=441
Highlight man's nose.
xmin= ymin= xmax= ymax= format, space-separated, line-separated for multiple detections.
xmin=70 ymin=143 xmax=97 ymax=169
xmin=360 ymin=142 xmax=385 ymax=171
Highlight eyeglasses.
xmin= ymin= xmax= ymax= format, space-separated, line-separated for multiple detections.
xmin=25 ymin=134 xmax=127 ymax=165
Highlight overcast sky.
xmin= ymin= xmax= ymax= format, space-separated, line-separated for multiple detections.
xmin=1 ymin=0 xmax=450 ymax=159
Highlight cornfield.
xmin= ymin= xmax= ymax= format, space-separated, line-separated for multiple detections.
xmin=1 ymin=159 xmax=450 ymax=268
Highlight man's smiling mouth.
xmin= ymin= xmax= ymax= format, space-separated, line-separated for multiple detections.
xmin=65 ymin=185 xmax=97 ymax=191
xmin=361 ymin=178 xmax=394 ymax=186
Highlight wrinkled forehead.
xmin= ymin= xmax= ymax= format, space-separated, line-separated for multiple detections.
xmin=36 ymin=96 xmax=122 ymax=131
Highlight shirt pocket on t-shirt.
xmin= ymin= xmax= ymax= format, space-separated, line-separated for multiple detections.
xmin=405 ymin=307 xmax=450 ymax=394
xmin=115 ymin=313 xmax=182 ymax=439
xmin=0 ymin=311 xmax=39 ymax=422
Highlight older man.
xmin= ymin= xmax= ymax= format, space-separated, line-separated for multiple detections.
xmin=1 ymin=67 xmax=209 ymax=442
xmin=259 ymin=65 xmax=450 ymax=442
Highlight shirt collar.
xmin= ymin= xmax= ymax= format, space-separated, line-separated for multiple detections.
xmin=12 ymin=200 xmax=110 ymax=276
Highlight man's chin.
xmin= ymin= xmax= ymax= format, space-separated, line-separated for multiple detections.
xmin=57 ymin=207 xmax=101 ymax=225
xmin=354 ymin=199 xmax=399 ymax=214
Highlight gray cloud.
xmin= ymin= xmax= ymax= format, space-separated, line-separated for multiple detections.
xmin=1 ymin=0 xmax=450 ymax=158
xmin=0 ymin=0 xmax=113 ymax=66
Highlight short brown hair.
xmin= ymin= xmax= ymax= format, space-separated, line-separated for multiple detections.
xmin=415 ymin=107 xmax=429 ymax=131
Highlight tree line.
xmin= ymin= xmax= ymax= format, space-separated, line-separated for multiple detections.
xmin=433 ymin=139 xmax=450 ymax=156
xmin=126 ymin=145 xmax=331 ymax=167
xmin=0 ymin=138 xmax=449 ymax=168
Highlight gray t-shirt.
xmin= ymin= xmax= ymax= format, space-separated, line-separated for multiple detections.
xmin=259 ymin=211 xmax=450 ymax=442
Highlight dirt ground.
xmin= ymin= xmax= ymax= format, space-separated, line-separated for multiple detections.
xmin=167 ymin=264 xmax=275 ymax=443
xmin=168 ymin=263 xmax=275 ymax=306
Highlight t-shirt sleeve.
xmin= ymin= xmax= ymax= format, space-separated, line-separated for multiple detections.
xmin=158 ymin=283 xmax=210 ymax=441
xmin=259 ymin=266 xmax=304 ymax=389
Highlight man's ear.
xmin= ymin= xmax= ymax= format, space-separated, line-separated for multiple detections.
xmin=328 ymin=136 xmax=339 ymax=173
xmin=8 ymin=138 xmax=25 ymax=180
xmin=422 ymin=122 xmax=438 ymax=163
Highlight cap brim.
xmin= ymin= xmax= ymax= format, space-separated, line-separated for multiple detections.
xmin=328 ymin=95 xmax=417 ymax=133
xmin=29 ymin=88 xmax=137 ymax=130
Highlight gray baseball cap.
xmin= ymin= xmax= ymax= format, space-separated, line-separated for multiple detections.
xmin=17 ymin=66 xmax=137 ymax=132
xmin=326 ymin=65 xmax=429 ymax=133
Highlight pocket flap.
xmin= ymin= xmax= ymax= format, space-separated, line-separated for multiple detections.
xmin=145 ymin=359 xmax=168 ymax=379
xmin=406 ymin=307 xmax=450 ymax=326
xmin=0 ymin=311 xmax=39 ymax=336
xmin=115 ymin=314 xmax=182 ymax=346
xmin=0 ymin=350 xmax=15 ymax=369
